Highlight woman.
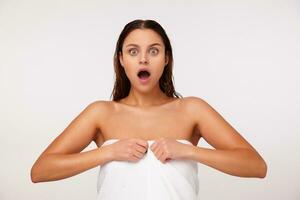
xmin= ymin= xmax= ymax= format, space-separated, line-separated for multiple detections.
xmin=31 ymin=19 xmax=267 ymax=199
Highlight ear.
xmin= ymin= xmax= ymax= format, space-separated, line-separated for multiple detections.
xmin=165 ymin=53 xmax=169 ymax=66
xmin=119 ymin=51 xmax=124 ymax=67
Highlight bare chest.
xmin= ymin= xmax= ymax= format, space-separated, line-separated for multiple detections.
xmin=94 ymin=100 xmax=199 ymax=146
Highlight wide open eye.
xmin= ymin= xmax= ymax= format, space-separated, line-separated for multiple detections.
xmin=129 ymin=48 xmax=138 ymax=56
xmin=149 ymin=48 xmax=159 ymax=55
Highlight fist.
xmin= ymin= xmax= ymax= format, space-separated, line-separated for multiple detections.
xmin=150 ymin=138 xmax=189 ymax=164
xmin=108 ymin=138 xmax=148 ymax=162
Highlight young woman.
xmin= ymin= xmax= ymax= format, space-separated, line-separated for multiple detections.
xmin=31 ymin=19 xmax=267 ymax=199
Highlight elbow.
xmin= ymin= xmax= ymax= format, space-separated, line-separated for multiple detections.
xmin=258 ymin=160 xmax=268 ymax=178
xmin=30 ymin=165 xmax=40 ymax=183
xmin=31 ymin=176 xmax=39 ymax=183
xmin=245 ymin=150 xmax=268 ymax=178
xmin=31 ymin=162 xmax=46 ymax=183
xmin=31 ymin=154 xmax=50 ymax=183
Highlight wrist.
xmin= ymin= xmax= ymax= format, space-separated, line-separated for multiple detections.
xmin=99 ymin=145 xmax=114 ymax=164
xmin=183 ymin=145 xmax=198 ymax=161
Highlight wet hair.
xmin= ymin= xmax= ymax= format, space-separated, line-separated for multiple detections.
xmin=110 ymin=19 xmax=182 ymax=101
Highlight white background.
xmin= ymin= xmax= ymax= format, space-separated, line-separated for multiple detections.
xmin=1 ymin=0 xmax=299 ymax=199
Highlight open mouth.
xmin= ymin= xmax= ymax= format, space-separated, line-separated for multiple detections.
xmin=137 ymin=70 xmax=151 ymax=79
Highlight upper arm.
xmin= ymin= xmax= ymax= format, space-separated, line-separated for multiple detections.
xmin=186 ymin=96 xmax=256 ymax=151
xmin=40 ymin=101 xmax=107 ymax=156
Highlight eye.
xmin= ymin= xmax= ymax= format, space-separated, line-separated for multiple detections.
xmin=129 ymin=48 xmax=138 ymax=56
xmin=149 ymin=48 xmax=159 ymax=55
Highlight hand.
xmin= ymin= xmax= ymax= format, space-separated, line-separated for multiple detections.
xmin=150 ymin=138 xmax=190 ymax=164
xmin=107 ymin=138 xmax=148 ymax=163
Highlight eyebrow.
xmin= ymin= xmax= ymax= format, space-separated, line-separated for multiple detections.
xmin=125 ymin=43 xmax=162 ymax=48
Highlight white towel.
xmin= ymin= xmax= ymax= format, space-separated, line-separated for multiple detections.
xmin=96 ymin=139 xmax=199 ymax=200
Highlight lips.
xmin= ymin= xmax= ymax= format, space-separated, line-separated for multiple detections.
xmin=137 ymin=68 xmax=151 ymax=79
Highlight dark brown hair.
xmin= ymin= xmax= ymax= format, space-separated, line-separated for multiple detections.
xmin=110 ymin=19 xmax=182 ymax=101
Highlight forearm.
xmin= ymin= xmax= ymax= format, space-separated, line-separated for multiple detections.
xmin=31 ymin=146 xmax=113 ymax=183
xmin=185 ymin=146 xmax=267 ymax=178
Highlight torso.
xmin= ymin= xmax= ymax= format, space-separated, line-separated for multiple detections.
xmin=93 ymin=97 xmax=201 ymax=147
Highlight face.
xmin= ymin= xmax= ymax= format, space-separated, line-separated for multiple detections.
xmin=119 ymin=28 xmax=169 ymax=90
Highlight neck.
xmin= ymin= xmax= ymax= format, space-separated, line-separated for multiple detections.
xmin=121 ymin=83 xmax=171 ymax=107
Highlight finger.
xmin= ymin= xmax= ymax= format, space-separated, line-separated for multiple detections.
xmin=134 ymin=144 xmax=147 ymax=154
xmin=130 ymin=154 xmax=140 ymax=162
xmin=158 ymin=151 xmax=166 ymax=163
xmin=160 ymin=152 xmax=168 ymax=163
xmin=162 ymin=152 xmax=171 ymax=163
xmin=128 ymin=149 xmax=143 ymax=160
xmin=156 ymin=148 xmax=164 ymax=160
xmin=152 ymin=144 xmax=160 ymax=155
xmin=136 ymin=139 xmax=148 ymax=148
xmin=133 ymin=150 xmax=144 ymax=159
xmin=150 ymin=141 xmax=158 ymax=151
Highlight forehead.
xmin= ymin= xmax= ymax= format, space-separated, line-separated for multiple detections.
xmin=123 ymin=29 xmax=164 ymax=47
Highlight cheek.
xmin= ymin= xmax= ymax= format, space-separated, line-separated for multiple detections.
xmin=152 ymin=63 xmax=166 ymax=79
xmin=154 ymin=53 xmax=166 ymax=64
xmin=121 ymin=57 xmax=138 ymax=79
xmin=152 ymin=55 xmax=166 ymax=70
xmin=122 ymin=55 xmax=138 ymax=67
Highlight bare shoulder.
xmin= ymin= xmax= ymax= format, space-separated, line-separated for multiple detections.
xmin=181 ymin=96 xmax=211 ymax=115
xmin=180 ymin=96 xmax=215 ymax=125
xmin=183 ymin=96 xmax=257 ymax=151
xmin=76 ymin=100 xmax=111 ymax=128
xmin=38 ymin=100 xmax=113 ymax=156
xmin=91 ymin=100 xmax=116 ymax=127
xmin=89 ymin=100 xmax=112 ymax=117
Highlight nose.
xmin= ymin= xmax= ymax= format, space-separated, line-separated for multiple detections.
xmin=139 ymin=52 xmax=148 ymax=65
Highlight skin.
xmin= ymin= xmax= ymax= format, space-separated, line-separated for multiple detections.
xmin=30 ymin=29 xmax=267 ymax=183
